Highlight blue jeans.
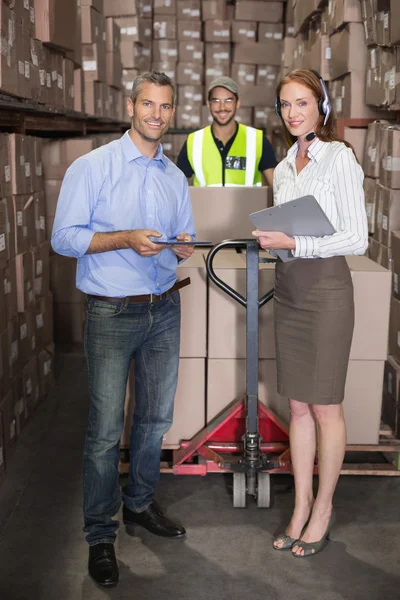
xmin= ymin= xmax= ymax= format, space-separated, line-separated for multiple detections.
xmin=82 ymin=291 xmax=181 ymax=546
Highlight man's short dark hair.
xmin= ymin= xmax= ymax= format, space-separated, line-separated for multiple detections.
xmin=131 ymin=71 xmax=176 ymax=106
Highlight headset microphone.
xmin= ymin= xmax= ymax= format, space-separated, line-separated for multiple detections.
xmin=305 ymin=132 xmax=316 ymax=142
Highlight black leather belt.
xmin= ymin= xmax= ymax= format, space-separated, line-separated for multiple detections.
xmin=87 ymin=277 xmax=191 ymax=304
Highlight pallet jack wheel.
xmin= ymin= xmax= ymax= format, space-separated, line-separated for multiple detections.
xmin=233 ymin=472 xmax=247 ymax=508
xmin=256 ymin=472 xmax=272 ymax=508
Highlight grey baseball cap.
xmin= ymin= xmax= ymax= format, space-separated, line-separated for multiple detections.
xmin=208 ymin=76 xmax=239 ymax=97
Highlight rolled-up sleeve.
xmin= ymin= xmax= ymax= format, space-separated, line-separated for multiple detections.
xmin=293 ymin=147 xmax=368 ymax=259
xmin=51 ymin=158 xmax=98 ymax=258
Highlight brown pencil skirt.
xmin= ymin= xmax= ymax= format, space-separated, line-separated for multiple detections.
xmin=274 ymin=256 xmax=354 ymax=405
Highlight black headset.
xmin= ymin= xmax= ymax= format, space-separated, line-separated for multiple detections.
xmin=275 ymin=70 xmax=332 ymax=126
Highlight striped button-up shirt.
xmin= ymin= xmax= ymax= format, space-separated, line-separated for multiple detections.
xmin=273 ymin=138 xmax=368 ymax=258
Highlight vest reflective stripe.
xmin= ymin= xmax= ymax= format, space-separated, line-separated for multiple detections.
xmin=187 ymin=124 xmax=263 ymax=187
xmin=192 ymin=129 xmax=206 ymax=187
xmin=245 ymin=126 xmax=257 ymax=186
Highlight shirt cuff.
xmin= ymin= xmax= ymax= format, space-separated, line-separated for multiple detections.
xmin=292 ymin=235 xmax=320 ymax=258
xmin=72 ymin=228 xmax=96 ymax=257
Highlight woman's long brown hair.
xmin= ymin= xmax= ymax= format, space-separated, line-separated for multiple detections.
xmin=276 ymin=69 xmax=356 ymax=154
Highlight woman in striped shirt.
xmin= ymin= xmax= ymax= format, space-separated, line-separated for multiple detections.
xmin=253 ymin=69 xmax=368 ymax=558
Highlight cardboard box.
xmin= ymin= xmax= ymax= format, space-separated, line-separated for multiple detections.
xmin=62 ymin=57 xmax=75 ymax=110
xmin=104 ymin=0 xmax=137 ymax=16
xmin=382 ymin=355 xmax=400 ymax=438
xmin=347 ymin=255 xmax=391 ymax=360
xmin=33 ymin=192 xmax=46 ymax=247
xmin=176 ymin=251 xmax=207 ymax=357
xmin=380 ymin=126 xmax=400 ymax=189
xmin=84 ymin=81 xmax=104 ymax=116
xmin=7 ymin=134 xmax=33 ymax=196
xmin=330 ymin=23 xmax=367 ymax=80
xmin=42 ymin=138 xmax=95 ymax=180
xmin=364 ymin=120 xmax=390 ymax=179
xmin=258 ymin=22 xmax=284 ymax=41
xmin=208 ymin=251 xmax=276 ymax=360
xmin=66 ymin=0 xmax=82 ymax=67
xmin=18 ymin=310 xmax=35 ymax=366
xmin=202 ymin=0 xmax=227 ymax=21
xmin=204 ymin=20 xmax=230 ymax=43
xmin=53 ymin=301 xmax=85 ymax=343
xmin=256 ymin=64 xmax=280 ymax=87
xmin=177 ymin=62 xmax=203 ymax=85
xmin=344 ymin=127 xmax=367 ymax=167
xmin=175 ymin=105 xmax=201 ymax=128
xmin=154 ymin=0 xmax=176 ymax=14
xmin=177 ymin=0 xmax=200 ymax=19
xmin=366 ymin=46 xmax=399 ymax=108
xmin=177 ymin=85 xmax=203 ymax=105
xmin=35 ymin=292 xmax=53 ymax=349
xmin=106 ymin=51 xmax=122 ymax=88
xmin=116 ymin=16 xmax=139 ymax=43
xmin=378 ymin=185 xmax=400 ymax=247
xmin=32 ymin=242 xmax=50 ymax=299
xmin=0 ymin=3 xmax=18 ymax=97
xmin=233 ymin=41 xmax=282 ymax=67
xmin=254 ymin=106 xmax=273 ymax=130
xmin=189 ymin=187 xmax=272 ymax=245
xmin=0 ymin=201 xmax=8 ymax=268
xmin=153 ymin=40 xmax=178 ymax=63
xmin=12 ymin=195 xmax=31 ymax=255
xmin=364 ymin=176 xmax=378 ymax=234
xmin=153 ymin=16 xmax=177 ymax=40
xmin=50 ymin=255 xmax=84 ymax=304
xmin=205 ymin=43 xmax=230 ymax=67
xmin=81 ymin=5 xmax=106 ymax=45
xmin=329 ymin=72 xmax=389 ymax=119
xmin=22 ymin=355 xmax=40 ymax=419
xmin=392 ymin=231 xmax=400 ymax=300
xmin=177 ymin=20 xmax=201 ymax=41
xmin=231 ymin=64 xmax=256 ymax=86
xmin=3 ymin=256 xmax=17 ymax=325
xmin=43 ymin=180 xmax=62 ymax=218
xmin=81 ymin=0 xmax=104 ymax=12
xmin=33 ymin=137 xmax=44 ymax=194
xmin=328 ymin=0 xmax=363 ymax=32
xmin=390 ymin=0 xmax=400 ymax=45
xmin=82 ymin=43 xmax=107 ymax=82
xmin=389 ymin=298 xmax=400 ymax=363
xmin=0 ymin=269 xmax=5 ymax=336
xmin=15 ymin=253 xmax=35 ymax=313
xmin=178 ymin=41 xmax=203 ymax=63
xmin=37 ymin=346 xmax=53 ymax=400
xmin=74 ymin=67 xmax=85 ymax=112
xmin=34 ymin=0 xmax=77 ymax=52
xmin=239 ymin=84 xmax=276 ymax=108
xmin=208 ymin=358 xmax=385 ymax=444
xmin=231 ymin=21 xmax=257 ymax=43
xmin=7 ymin=316 xmax=19 ymax=379
xmin=235 ymin=1 xmax=284 ymax=23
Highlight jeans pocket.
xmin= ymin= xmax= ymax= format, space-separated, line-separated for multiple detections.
xmin=86 ymin=299 xmax=123 ymax=318
xmin=167 ymin=290 xmax=181 ymax=307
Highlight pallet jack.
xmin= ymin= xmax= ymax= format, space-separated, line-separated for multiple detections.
xmin=171 ymin=240 xmax=290 ymax=508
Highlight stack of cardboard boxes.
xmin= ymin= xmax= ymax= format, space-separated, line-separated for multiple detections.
xmin=0 ymin=0 xmax=124 ymax=120
xmin=81 ymin=0 xmax=124 ymax=118
xmin=119 ymin=188 xmax=391 ymax=448
xmin=0 ymin=132 xmax=54 ymax=481
xmin=42 ymin=134 xmax=120 ymax=346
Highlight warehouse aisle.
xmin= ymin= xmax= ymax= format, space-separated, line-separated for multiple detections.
xmin=0 ymin=350 xmax=399 ymax=600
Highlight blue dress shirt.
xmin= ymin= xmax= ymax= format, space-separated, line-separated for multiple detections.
xmin=51 ymin=131 xmax=196 ymax=297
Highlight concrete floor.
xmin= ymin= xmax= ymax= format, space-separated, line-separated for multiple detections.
xmin=0 ymin=350 xmax=399 ymax=600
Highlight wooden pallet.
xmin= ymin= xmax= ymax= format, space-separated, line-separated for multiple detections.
xmin=119 ymin=425 xmax=400 ymax=476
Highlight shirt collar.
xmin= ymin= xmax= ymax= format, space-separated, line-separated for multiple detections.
xmin=286 ymin=137 xmax=329 ymax=163
xmin=120 ymin=130 xmax=168 ymax=167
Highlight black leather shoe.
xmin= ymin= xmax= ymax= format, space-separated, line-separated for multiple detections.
xmin=123 ymin=503 xmax=186 ymax=538
xmin=88 ymin=543 xmax=119 ymax=588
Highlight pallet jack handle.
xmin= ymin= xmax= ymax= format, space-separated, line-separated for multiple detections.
xmin=206 ymin=239 xmax=275 ymax=308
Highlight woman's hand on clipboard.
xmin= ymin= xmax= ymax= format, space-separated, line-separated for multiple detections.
xmin=252 ymin=230 xmax=296 ymax=251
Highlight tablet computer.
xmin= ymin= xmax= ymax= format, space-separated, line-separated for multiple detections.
xmin=149 ymin=237 xmax=213 ymax=246
xmin=249 ymin=195 xmax=335 ymax=262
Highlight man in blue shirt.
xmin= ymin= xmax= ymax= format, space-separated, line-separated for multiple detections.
xmin=52 ymin=72 xmax=195 ymax=588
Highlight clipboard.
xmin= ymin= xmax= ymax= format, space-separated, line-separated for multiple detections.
xmin=249 ymin=195 xmax=336 ymax=262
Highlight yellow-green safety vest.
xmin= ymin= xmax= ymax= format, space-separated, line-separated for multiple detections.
xmin=187 ymin=124 xmax=263 ymax=187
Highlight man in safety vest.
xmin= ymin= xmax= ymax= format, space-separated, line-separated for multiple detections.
xmin=176 ymin=76 xmax=277 ymax=187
